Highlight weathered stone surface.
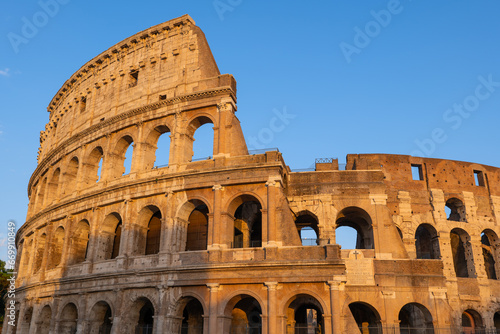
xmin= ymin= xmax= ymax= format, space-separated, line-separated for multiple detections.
xmin=6 ymin=15 xmax=500 ymax=334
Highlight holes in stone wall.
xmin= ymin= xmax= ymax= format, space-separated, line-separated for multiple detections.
xmin=481 ymin=230 xmax=498 ymax=280
xmin=129 ymin=70 xmax=139 ymax=88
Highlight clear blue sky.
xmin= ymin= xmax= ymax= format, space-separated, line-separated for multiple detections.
xmin=1 ymin=0 xmax=500 ymax=260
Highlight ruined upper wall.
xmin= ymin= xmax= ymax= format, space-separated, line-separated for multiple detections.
xmin=38 ymin=15 xmax=224 ymax=163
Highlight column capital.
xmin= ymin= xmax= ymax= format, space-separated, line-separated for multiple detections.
xmin=264 ymin=282 xmax=278 ymax=290
xmin=369 ymin=194 xmax=387 ymax=205
xmin=207 ymin=283 xmax=220 ymax=292
xmin=212 ymin=184 xmax=224 ymax=191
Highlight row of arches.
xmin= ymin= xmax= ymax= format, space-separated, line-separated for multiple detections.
xmin=349 ymin=301 xmax=500 ymax=334
xmin=414 ymin=224 xmax=499 ymax=279
xmin=16 ymin=293 xmax=327 ymax=334
xmin=30 ymin=116 xmax=215 ymax=214
xmin=20 ymin=195 xmax=266 ymax=278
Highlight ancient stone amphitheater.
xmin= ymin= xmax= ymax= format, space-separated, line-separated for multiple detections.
xmin=7 ymin=14 xmax=500 ymax=334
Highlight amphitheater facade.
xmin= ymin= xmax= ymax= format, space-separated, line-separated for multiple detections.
xmin=6 ymin=14 xmax=500 ymax=334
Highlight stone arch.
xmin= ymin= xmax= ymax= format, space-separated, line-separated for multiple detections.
xmin=450 ymin=228 xmax=476 ymax=278
xmin=481 ymin=229 xmax=499 ymax=280
xmin=398 ymin=302 xmax=434 ymax=333
xmin=187 ymin=115 xmax=215 ymax=161
xmin=63 ymin=156 xmax=79 ymax=195
xmin=445 ymin=197 xmax=466 ymax=222
xmin=294 ymin=210 xmax=320 ymax=246
xmin=96 ymin=212 xmax=123 ymax=260
xmin=19 ymin=306 xmax=34 ymax=334
xmin=135 ymin=205 xmax=162 ymax=255
xmin=109 ymin=134 xmax=135 ymax=178
xmin=227 ymin=194 xmax=263 ymax=248
xmin=494 ymin=310 xmax=500 ymax=332
xmin=47 ymin=168 xmax=61 ymax=204
xmin=128 ymin=297 xmax=155 ymax=334
xmin=461 ymin=309 xmax=484 ymax=333
xmin=68 ymin=219 xmax=90 ymax=265
xmin=222 ymin=294 xmax=263 ymax=334
xmin=285 ymin=293 xmax=325 ymax=334
xmin=146 ymin=124 xmax=172 ymax=169
xmin=58 ymin=302 xmax=78 ymax=333
xmin=35 ymin=304 xmax=52 ymax=334
xmin=415 ymin=224 xmax=441 ymax=259
xmin=84 ymin=146 xmax=104 ymax=185
xmin=348 ymin=301 xmax=382 ymax=334
xmin=47 ymin=226 xmax=65 ymax=269
xmin=177 ymin=198 xmax=210 ymax=251
xmin=177 ymin=296 xmax=205 ymax=334
xmin=88 ymin=300 xmax=113 ymax=334
xmin=35 ymin=177 xmax=48 ymax=211
xmin=20 ymin=238 xmax=33 ymax=278
xmin=33 ymin=233 xmax=47 ymax=273
xmin=336 ymin=206 xmax=374 ymax=249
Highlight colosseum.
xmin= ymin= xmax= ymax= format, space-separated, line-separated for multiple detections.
xmin=6 ymin=14 xmax=500 ymax=334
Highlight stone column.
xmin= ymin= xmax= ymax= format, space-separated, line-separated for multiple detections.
xmin=265 ymin=282 xmax=278 ymax=334
xmin=39 ymin=223 xmax=53 ymax=282
xmin=207 ymin=283 xmax=220 ymax=334
xmin=209 ymin=185 xmax=224 ymax=249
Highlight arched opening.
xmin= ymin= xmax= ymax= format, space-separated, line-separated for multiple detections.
xmin=59 ymin=303 xmax=78 ymax=333
xmin=131 ymin=298 xmax=154 ymax=334
xmin=450 ymin=228 xmax=476 ymax=278
xmin=35 ymin=177 xmax=47 ymax=211
xmin=135 ymin=206 xmax=163 ymax=255
xmin=19 ymin=307 xmax=33 ymax=333
xmin=286 ymin=294 xmax=324 ymax=334
xmin=69 ymin=220 xmax=90 ymax=265
xmin=295 ymin=212 xmax=320 ymax=246
xmin=494 ymin=311 xmax=500 ymax=332
xmin=415 ymin=224 xmax=440 ymax=260
xmin=110 ymin=135 xmax=134 ymax=178
xmin=462 ymin=309 xmax=484 ymax=334
xmin=36 ymin=305 xmax=52 ymax=334
xmin=348 ymin=302 xmax=382 ymax=334
xmin=148 ymin=125 xmax=171 ymax=168
xmin=231 ymin=196 xmax=262 ymax=248
xmin=186 ymin=202 xmax=209 ymax=251
xmin=190 ymin=118 xmax=214 ymax=161
xmin=445 ymin=198 xmax=466 ymax=222
xmin=180 ymin=298 xmax=204 ymax=334
xmin=336 ymin=207 xmax=374 ymax=249
xmin=33 ymin=233 xmax=47 ymax=273
xmin=146 ymin=210 xmax=162 ymax=255
xmin=398 ymin=303 xmax=434 ymax=334
xmin=85 ymin=146 xmax=104 ymax=185
xmin=47 ymin=227 xmax=65 ymax=269
xmin=97 ymin=213 xmax=123 ymax=261
xmin=224 ymin=295 xmax=262 ymax=334
xmin=481 ymin=230 xmax=498 ymax=280
xmin=20 ymin=239 xmax=33 ymax=278
xmin=64 ymin=157 xmax=79 ymax=195
xmin=89 ymin=301 xmax=113 ymax=334
xmin=47 ymin=168 xmax=61 ymax=204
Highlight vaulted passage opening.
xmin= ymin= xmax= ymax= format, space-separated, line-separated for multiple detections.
xmin=85 ymin=146 xmax=104 ymax=185
xmin=35 ymin=177 xmax=47 ymax=211
xmin=136 ymin=205 xmax=162 ymax=255
xmin=19 ymin=307 xmax=33 ymax=333
xmin=286 ymin=295 xmax=324 ymax=334
xmin=150 ymin=125 xmax=171 ymax=168
xmin=47 ymin=168 xmax=60 ymax=204
xmin=89 ymin=301 xmax=113 ymax=334
xmin=133 ymin=298 xmax=154 ymax=334
xmin=398 ymin=303 xmax=434 ymax=334
xmin=348 ymin=302 xmax=382 ymax=334
xmin=462 ymin=309 xmax=484 ymax=333
xmin=189 ymin=116 xmax=214 ymax=161
xmin=415 ymin=224 xmax=440 ymax=260
xmin=295 ymin=212 xmax=319 ymax=246
xmin=33 ymin=233 xmax=46 ymax=273
xmin=180 ymin=298 xmax=204 ymax=334
xmin=185 ymin=201 xmax=209 ymax=251
xmin=232 ymin=197 xmax=262 ymax=248
xmin=450 ymin=228 xmax=476 ymax=278
xmin=336 ymin=207 xmax=374 ymax=249
xmin=20 ymin=239 xmax=33 ymax=278
xmin=110 ymin=135 xmax=134 ymax=178
xmin=47 ymin=227 xmax=64 ymax=269
xmin=224 ymin=295 xmax=262 ymax=334
xmin=36 ymin=305 xmax=52 ymax=334
xmin=63 ymin=157 xmax=79 ymax=195
xmin=97 ymin=213 xmax=122 ymax=260
xmin=494 ymin=311 xmax=500 ymax=332
xmin=481 ymin=230 xmax=498 ymax=280
xmin=445 ymin=198 xmax=466 ymax=222
xmin=69 ymin=219 xmax=90 ymax=265
xmin=59 ymin=303 xmax=78 ymax=333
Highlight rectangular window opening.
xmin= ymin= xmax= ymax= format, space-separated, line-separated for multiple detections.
xmin=474 ymin=170 xmax=485 ymax=186
xmin=411 ymin=164 xmax=424 ymax=181
xmin=129 ymin=70 xmax=139 ymax=88
xmin=80 ymin=96 xmax=86 ymax=113
xmin=159 ymin=94 xmax=166 ymax=100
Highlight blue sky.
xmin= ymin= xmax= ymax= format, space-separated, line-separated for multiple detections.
xmin=1 ymin=0 xmax=500 ymax=260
